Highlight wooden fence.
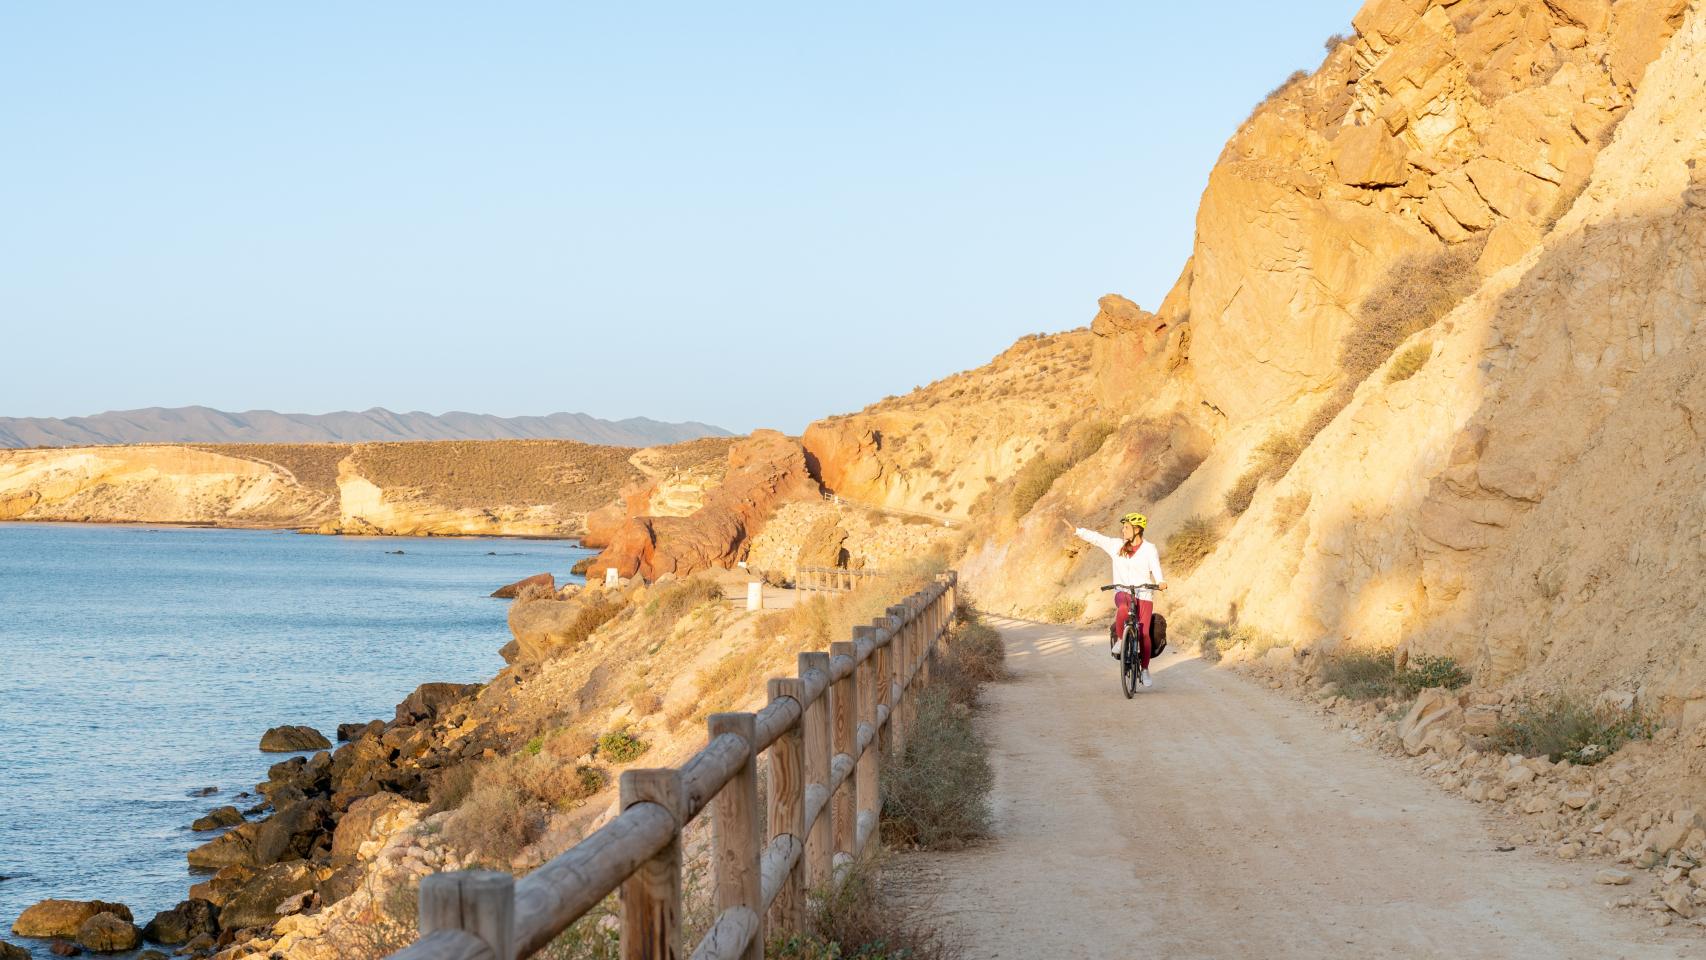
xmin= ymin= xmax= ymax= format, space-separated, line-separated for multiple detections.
xmin=389 ymin=571 xmax=959 ymax=960
xmin=793 ymin=566 xmax=892 ymax=593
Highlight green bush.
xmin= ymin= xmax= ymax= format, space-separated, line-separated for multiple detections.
xmin=1165 ymin=515 xmax=1221 ymax=574
xmin=1040 ymin=596 xmax=1085 ymax=624
xmin=1320 ymin=650 xmax=1470 ymax=701
xmin=881 ymin=689 xmax=993 ymax=850
xmin=1490 ymin=697 xmax=1656 ymax=766
xmin=596 ymin=729 xmax=650 ymax=764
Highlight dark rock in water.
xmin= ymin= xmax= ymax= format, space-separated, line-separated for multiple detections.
xmin=137 ymin=951 xmax=169 ymax=960
xmin=386 ymin=550 xmax=405 ymax=555
xmin=1 ymin=941 xmax=31 ymax=960
xmin=74 ymin=913 xmax=138 ymax=953
xmin=181 ymin=934 xmax=215 ymax=954
xmin=187 ymin=786 xmax=218 ymax=797
xmin=186 ymin=822 xmax=260 ymax=869
xmin=242 ymin=802 xmax=268 ymax=817
xmin=47 ymin=940 xmax=79 ymax=956
xmin=219 ymin=863 xmax=315 ymax=930
xmin=336 ymin=719 xmax=385 ymax=742
xmin=258 ymin=725 xmax=331 ymax=753
xmin=486 ymin=551 xmax=496 ymax=555
xmin=190 ymin=806 xmax=244 ymax=831
xmin=141 ymin=900 xmax=219 ymax=946
xmin=491 ymin=571 xmax=554 ymax=599
xmin=12 ymin=901 xmax=133 ymax=938
xmin=394 ymin=682 xmax=478 ymax=725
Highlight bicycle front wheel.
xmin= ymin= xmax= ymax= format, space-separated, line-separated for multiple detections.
xmin=1122 ymin=632 xmax=1138 ymax=699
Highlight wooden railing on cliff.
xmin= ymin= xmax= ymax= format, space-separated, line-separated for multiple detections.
xmin=389 ymin=571 xmax=959 ymax=960
xmin=794 ymin=565 xmax=892 ymax=593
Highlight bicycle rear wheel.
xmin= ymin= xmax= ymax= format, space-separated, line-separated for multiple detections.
xmin=1122 ymin=630 xmax=1138 ymax=699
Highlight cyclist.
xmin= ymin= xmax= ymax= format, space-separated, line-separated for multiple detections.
xmin=1059 ymin=512 xmax=1167 ymax=686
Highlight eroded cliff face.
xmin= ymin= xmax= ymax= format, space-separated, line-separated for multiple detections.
xmin=0 ymin=439 xmax=728 ymax=539
xmin=964 ymin=0 xmax=1706 ymax=708
xmin=801 ymin=331 xmax=1097 ymax=520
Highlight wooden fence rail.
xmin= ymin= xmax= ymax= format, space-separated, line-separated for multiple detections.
xmin=389 ymin=571 xmax=959 ymax=960
xmin=793 ymin=566 xmax=893 ymax=593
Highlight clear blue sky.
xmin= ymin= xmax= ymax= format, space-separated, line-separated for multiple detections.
xmin=1 ymin=2 xmax=1357 ymax=434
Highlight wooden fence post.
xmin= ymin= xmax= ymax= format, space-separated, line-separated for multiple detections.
xmin=419 ymin=870 xmax=515 ymax=960
xmin=707 ymin=712 xmax=763 ymax=960
xmin=620 ymin=769 xmax=683 ymax=960
xmin=828 ymin=640 xmax=857 ymax=864
xmin=885 ymin=606 xmax=909 ymax=750
xmin=798 ymin=651 xmax=832 ymax=889
xmin=852 ymin=626 xmax=879 ymax=856
xmin=765 ymin=678 xmax=806 ymax=935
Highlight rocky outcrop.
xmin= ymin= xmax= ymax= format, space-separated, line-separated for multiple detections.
xmin=190 ymin=806 xmax=244 ymax=831
xmin=259 ymin=726 xmax=332 ymax=753
xmin=491 ymin=572 xmax=554 ymax=599
xmin=73 ymin=914 xmax=137 ymax=954
xmin=11 ymin=902 xmax=132 ymax=939
xmin=803 ymin=331 xmax=1097 ymax=520
xmin=588 ymin=431 xmax=821 ymax=581
xmin=141 ymin=900 xmax=219 ymax=946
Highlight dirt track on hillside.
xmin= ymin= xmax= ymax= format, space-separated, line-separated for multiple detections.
xmin=898 ymin=618 xmax=1700 ymax=960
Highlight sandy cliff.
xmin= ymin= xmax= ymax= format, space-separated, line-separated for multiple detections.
xmin=0 ymin=439 xmax=729 ymax=539
xmin=953 ymin=0 xmax=1705 ymax=709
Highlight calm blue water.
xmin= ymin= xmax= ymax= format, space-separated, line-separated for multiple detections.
xmin=0 ymin=523 xmax=592 ymax=949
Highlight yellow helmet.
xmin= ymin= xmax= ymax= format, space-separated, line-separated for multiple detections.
xmin=1120 ymin=512 xmax=1147 ymax=530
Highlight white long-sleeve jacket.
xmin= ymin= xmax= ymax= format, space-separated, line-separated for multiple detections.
xmin=1075 ymin=528 xmax=1166 ymax=600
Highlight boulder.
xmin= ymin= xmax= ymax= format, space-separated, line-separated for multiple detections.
xmin=332 ymin=792 xmax=423 ymax=859
xmin=73 ymin=914 xmax=137 ymax=954
xmin=186 ymin=866 xmax=253 ymax=908
xmin=258 ymin=726 xmax=331 ymax=753
xmin=191 ymin=806 xmax=244 ymax=831
xmin=218 ymin=863 xmax=316 ymax=931
xmin=187 ymin=822 xmax=260 ymax=869
xmin=394 ymin=682 xmax=478 ymax=725
xmin=329 ymin=737 xmax=396 ymax=807
xmin=491 ymin=572 xmax=554 ymax=599
xmin=12 ymin=901 xmax=133 ymax=938
xmin=1397 ymin=689 xmax=1460 ymax=755
xmin=141 ymin=900 xmax=219 ymax=946
xmin=0 ymin=941 xmax=29 ymax=960
xmin=250 ymin=798 xmax=332 ymax=865
xmin=1332 ymin=123 xmax=1410 ymax=187
xmin=47 ymin=941 xmax=78 ymax=956
xmin=336 ymin=720 xmax=385 ymax=742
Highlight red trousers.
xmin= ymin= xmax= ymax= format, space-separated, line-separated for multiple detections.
xmin=1112 ymin=591 xmax=1153 ymax=669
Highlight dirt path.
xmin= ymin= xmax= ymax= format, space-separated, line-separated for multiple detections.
xmin=902 ymin=618 xmax=1698 ymax=959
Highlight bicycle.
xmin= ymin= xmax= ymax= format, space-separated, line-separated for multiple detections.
xmin=1100 ymin=583 xmax=1164 ymax=699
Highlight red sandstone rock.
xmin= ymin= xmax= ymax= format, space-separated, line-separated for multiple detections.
xmin=490 ymin=572 xmax=554 ymax=599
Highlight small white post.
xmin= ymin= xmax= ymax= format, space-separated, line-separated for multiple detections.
xmin=605 ymin=566 xmax=620 ymax=588
xmin=746 ymin=581 xmax=764 ymax=612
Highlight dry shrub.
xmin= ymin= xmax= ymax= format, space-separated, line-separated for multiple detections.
xmin=546 ymin=727 xmax=597 ymax=761
xmin=517 ymin=580 xmax=560 ymax=603
xmin=1386 ymin=341 xmax=1433 ymax=383
xmin=542 ymin=593 xmax=627 ymax=650
xmin=426 ymin=763 xmax=479 ymax=815
xmin=1010 ymin=453 xmax=1067 ymax=520
xmin=881 ymin=689 xmax=992 ymax=850
xmin=1272 ymin=491 xmax=1311 ymax=534
xmin=1253 ymin=68 xmax=1310 ymax=117
xmin=1319 ymin=647 xmax=1398 ymax=700
xmin=1040 ymin=596 xmax=1085 ymax=624
xmin=1066 ymin=419 xmax=1116 ymax=464
xmin=1323 ymin=32 xmax=1350 ymax=52
xmin=1225 ymin=431 xmax=1305 ymax=516
xmin=1344 ymin=242 xmax=1481 ymax=386
xmin=630 ymin=689 xmax=664 ymax=717
xmin=324 ymin=884 xmax=419 ymax=960
xmin=1164 ymin=514 xmax=1220 ymax=574
xmin=771 ymin=854 xmax=953 ymax=960
xmin=952 ymin=621 xmax=1006 ymax=685
xmin=441 ymin=751 xmax=611 ymax=861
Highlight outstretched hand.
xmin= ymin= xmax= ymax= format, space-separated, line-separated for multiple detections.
xmin=1058 ymin=517 xmax=1075 ymax=533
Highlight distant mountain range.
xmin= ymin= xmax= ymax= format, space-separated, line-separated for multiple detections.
xmin=0 ymin=406 xmax=734 ymax=449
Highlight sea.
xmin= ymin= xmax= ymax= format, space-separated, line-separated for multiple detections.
xmin=0 ymin=523 xmax=594 ymax=954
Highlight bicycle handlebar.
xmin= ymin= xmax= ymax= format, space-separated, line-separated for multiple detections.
xmin=1100 ymin=583 xmax=1161 ymax=592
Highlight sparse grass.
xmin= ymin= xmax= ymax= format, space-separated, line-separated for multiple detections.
xmin=1066 ymin=419 xmax=1116 ymax=465
xmin=1039 ymin=596 xmax=1085 ymax=624
xmin=1272 ymin=492 xmax=1312 ymax=534
xmin=324 ymin=884 xmax=419 ymax=960
xmin=1164 ymin=514 xmax=1221 ymax=574
xmin=1225 ymin=431 xmax=1304 ymax=516
xmin=1490 ymin=697 xmax=1656 ymax=765
xmin=349 ymin=439 xmax=648 ymax=512
xmin=1386 ymin=341 xmax=1433 ymax=383
xmin=1396 ymin=654 xmax=1471 ymax=694
xmin=1345 ymin=243 xmax=1482 ymax=387
xmin=1253 ymin=69 xmax=1310 ymax=117
xmin=643 ymin=575 xmax=724 ymax=631
xmin=770 ymin=854 xmax=954 ymax=960
xmin=442 ymin=752 xmax=609 ymax=862
xmin=1323 ymin=32 xmax=1350 ymax=52
xmin=881 ymin=689 xmax=993 ymax=850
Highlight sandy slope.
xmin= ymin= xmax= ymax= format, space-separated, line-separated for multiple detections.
xmin=902 ymin=618 xmax=1700 ymax=959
